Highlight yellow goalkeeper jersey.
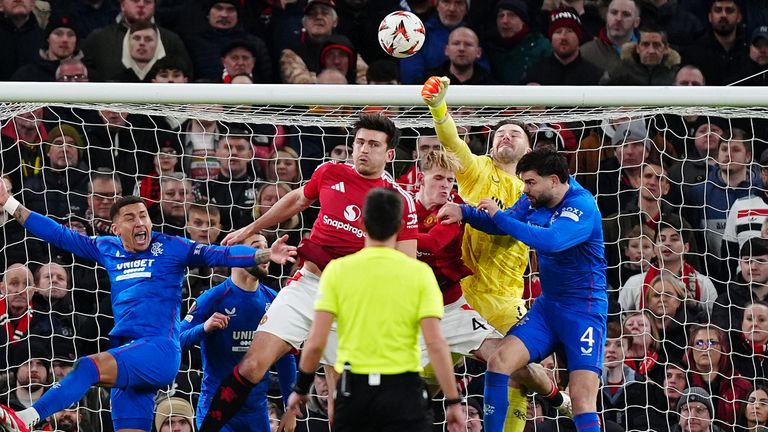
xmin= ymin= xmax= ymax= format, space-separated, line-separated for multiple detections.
xmin=434 ymin=115 xmax=529 ymax=304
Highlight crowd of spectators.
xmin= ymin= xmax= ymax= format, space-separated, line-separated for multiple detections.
xmin=3 ymin=0 xmax=768 ymax=430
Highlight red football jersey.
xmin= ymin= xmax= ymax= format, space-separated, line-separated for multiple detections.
xmin=298 ymin=161 xmax=418 ymax=270
xmin=415 ymin=192 xmax=472 ymax=305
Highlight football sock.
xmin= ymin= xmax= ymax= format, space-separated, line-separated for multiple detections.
xmin=483 ymin=371 xmax=510 ymax=432
xmin=504 ymin=385 xmax=528 ymax=432
xmin=574 ymin=412 xmax=601 ymax=432
xmin=199 ymin=365 xmax=255 ymax=432
xmin=34 ymin=357 xmax=99 ymax=421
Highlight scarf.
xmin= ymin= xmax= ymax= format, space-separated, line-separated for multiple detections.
xmin=625 ymin=350 xmax=659 ymax=375
xmin=0 ymin=298 xmax=32 ymax=344
xmin=639 ymin=262 xmax=701 ymax=309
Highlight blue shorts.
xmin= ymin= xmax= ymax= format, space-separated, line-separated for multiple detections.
xmin=108 ymin=337 xmax=181 ymax=431
xmin=197 ymin=392 xmax=270 ymax=432
xmin=507 ymin=295 xmax=607 ymax=374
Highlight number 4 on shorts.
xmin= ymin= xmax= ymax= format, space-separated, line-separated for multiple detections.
xmin=580 ymin=327 xmax=594 ymax=355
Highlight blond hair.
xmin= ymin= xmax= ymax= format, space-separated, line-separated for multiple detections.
xmin=419 ymin=150 xmax=462 ymax=174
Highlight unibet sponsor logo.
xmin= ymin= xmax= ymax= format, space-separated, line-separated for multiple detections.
xmin=115 ymin=259 xmax=155 ymax=281
xmin=323 ymin=215 xmax=366 ymax=238
xmin=232 ymin=330 xmax=256 ymax=352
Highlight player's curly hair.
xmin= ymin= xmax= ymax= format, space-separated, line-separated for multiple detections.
xmin=516 ymin=147 xmax=569 ymax=183
xmin=352 ymin=113 xmax=400 ymax=149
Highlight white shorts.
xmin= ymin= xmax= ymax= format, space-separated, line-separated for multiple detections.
xmin=257 ymin=267 xmax=338 ymax=365
xmin=420 ymin=296 xmax=502 ymax=366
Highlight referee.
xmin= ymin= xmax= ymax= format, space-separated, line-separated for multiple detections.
xmin=285 ymin=188 xmax=465 ymax=432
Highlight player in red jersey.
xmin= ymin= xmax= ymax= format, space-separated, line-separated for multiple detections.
xmin=197 ymin=114 xmax=417 ymax=432
xmin=415 ymin=150 xmax=569 ymax=409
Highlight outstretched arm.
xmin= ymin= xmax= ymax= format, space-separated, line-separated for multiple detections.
xmin=222 ymin=186 xmax=313 ymax=245
xmin=0 ymin=178 xmax=101 ymax=262
xmin=421 ymin=76 xmax=474 ymax=168
xmin=191 ymin=235 xmax=297 ymax=268
xmin=488 ymin=209 xmax=593 ymax=253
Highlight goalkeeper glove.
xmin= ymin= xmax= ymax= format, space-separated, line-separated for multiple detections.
xmin=421 ymin=76 xmax=451 ymax=121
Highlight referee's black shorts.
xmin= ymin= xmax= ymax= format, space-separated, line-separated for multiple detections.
xmin=333 ymin=372 xmax=432 ymax=432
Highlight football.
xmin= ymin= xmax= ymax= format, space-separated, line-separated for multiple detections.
xmin=377 ymin=11 xmax=426 ymax=59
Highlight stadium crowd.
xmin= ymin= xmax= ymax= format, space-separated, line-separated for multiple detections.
xmin=2 ymin=0 xmax=768 ymax=431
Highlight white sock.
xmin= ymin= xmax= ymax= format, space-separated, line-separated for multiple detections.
xmin=16 ymin=408 xmax=39 ymax=427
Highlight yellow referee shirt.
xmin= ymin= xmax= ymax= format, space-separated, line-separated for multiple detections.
xmin=315 ymin=247 xmax=444 ymax=375
xmin=434 ymin=115 xmax=529 ymax=333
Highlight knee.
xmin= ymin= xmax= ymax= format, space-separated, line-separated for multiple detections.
xmin=568 ymin=386 xmax=598 ymax=414
xmin=487 ymin=351 xmax=517 ymax=375
xmin=237 ymin=353 xmax=269 ymax=382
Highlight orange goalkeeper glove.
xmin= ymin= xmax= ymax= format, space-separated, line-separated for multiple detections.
xmin=421 ymin=76 xmax=450 ymax=121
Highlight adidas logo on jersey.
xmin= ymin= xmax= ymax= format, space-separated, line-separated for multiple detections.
xmin=331 ymin=182 xmax=346 ymax=192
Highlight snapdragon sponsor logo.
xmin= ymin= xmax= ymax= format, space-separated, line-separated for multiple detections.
xmin=323 ymin=215 xmax=366 ymax=238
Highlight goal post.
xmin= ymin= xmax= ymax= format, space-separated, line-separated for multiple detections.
xmin=1 ymin=83 xmax=767 ymax=431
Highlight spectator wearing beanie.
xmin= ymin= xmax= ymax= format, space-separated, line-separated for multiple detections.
xmin=673 ymin=387 xmax=726 ymax=432
xmin=154 ymin=397 xmax=195 ymax=432
xmin=317 ymin=34 xmax=368 ymax=84
xmin=534 ymin=0 xmax=604 ymax=43
xmin=182 ymin=0 xmax=272 ymax=83
xmin=713 ymin=238 xmax=768 ymax=334
xmin=22 ymin=124 xmax=89 ymax=220
xmin=11 ymin=13 xmax=90 ymax=82
xmin=484 ymin=0 xmax=551 ymax=85
xmin=8 ymin=339 xmax=53 ymax=412
xmin=523 ymin=7 xmax=603 ymax=85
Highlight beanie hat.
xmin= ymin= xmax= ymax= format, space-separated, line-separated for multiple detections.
xmin=11 ymin=339 xmax=52 ymax=370
xmin=676 ymin=387 xmax=715 ymax=419
xmin=548 ymin=7 xmax=582 ymax=42
xmin=46 ymin=124 xmax=85 ymax=157
xmin=740 ymin=237 xmax=768 ymax=258
xmin=45 ymin=13 xmax=78 ymax=40
xmin=495 ymin=0 xmax=528 ymax=25
xmin=208 ymin=0 xmax=240 ymax=13
xmin=155 ymin=397 xmax=195 ymax=432
xmin=611 ymin=120 xmax=652 ymax=148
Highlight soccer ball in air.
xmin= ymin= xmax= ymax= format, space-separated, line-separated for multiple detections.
xmin=377 ymin=11 xmax=426 ymax=59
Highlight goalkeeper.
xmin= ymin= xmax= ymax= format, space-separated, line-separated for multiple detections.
xmin=0 ymin=183 xmax=296 ymax=432
xmin=421 ymin=76 xmax=570 ymax=431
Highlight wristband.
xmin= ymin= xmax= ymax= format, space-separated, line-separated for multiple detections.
xmin=429 ymin=102 xmax=448 ymax=123
xmin=444 ymin=397 xmax=465 ymax=406
xmin=292 ymin=369 xmax=315 ymax=395
xmin=3 ymin=197 xmax=19 ymax=215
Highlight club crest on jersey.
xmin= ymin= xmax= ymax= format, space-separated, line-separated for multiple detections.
xmin=344 ymin=205 xmax=361 ymax=222
xmin=151 ymin=242 xmax=164 ymax=256
xmin=424 ymin=214 xmax=437 ymax=227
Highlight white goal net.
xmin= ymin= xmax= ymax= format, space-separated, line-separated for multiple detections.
xmin=2 ymin=83 xmax=768 ymax=432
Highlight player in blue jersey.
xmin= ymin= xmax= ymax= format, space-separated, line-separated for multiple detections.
xmin=180 ymin=233 xmax=297 ymax=432
xmin=439 ymin=147 xmax=608 ymax=432
xmin=0 ymin=184 xmax=297 ymax=432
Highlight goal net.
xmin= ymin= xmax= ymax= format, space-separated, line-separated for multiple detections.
xmin=1 ymin=83 xmax=766 ymax=432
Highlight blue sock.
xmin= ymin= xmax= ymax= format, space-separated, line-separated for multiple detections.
xmin=483 ymin=371 xmax=510 ymax=432
xmin=573 ymin=412 xmax=601 ymax=432
xmin=34 ymin=357 xmax=100 ymax=419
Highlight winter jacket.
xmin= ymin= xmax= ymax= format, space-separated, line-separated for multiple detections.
xmin=682 ymin=29 xmax=749 ymax=85
xmin=424 ymin=61 xmax=497 ymax=85
xmin=602 ymin=42 xmax=681 ymax=86
xmin=82 ymin=19 xmax=191 ymax=82
xmin=485 ymin=28 xmax=551 ymax=85
xmin=0 ymin=14 xmax=44 ymax=81
xmin=399 ymin=15 xmax=465 ymax=84
xmin=523 ymin=54 xmax=603 ymax=85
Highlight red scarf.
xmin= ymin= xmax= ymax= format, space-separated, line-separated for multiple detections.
xmin=625 ymin=350 xmax=659 ymax=375
xmin=743 ymin=333 xmax=768 ymax=354
xmin=597 ymin=26 xmax=612 ymax=46
xmin=0 ymin=298 xmax=32 ymax=344
xmin=639 ymin=262 xmax=701 ymax=309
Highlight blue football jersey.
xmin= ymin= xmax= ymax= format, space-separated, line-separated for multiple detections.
xmin=462 ymin=177 xmax=608 ymax=311
xmin=24 ymin=212 xmax=259 ymax=343
xmin=180 ymin=278 xmax=295 ymax=417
